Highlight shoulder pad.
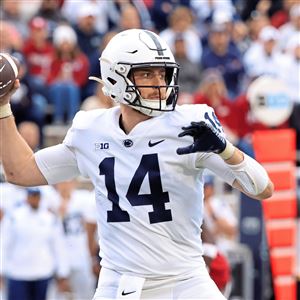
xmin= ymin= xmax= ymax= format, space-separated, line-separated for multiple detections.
xmin=71 ymin=109 xmax=108 ymax=129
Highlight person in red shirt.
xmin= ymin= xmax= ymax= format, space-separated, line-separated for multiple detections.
xmin=193 ymin=68 xmax=255 ymax=157
xmin=233 ymin=92 xmax=290 ymax=137
xmin=47 ymin=25 xmax=89 ymax=124
xmin=202 ymin=222 xmax=231 ymax=297
xmin=270 ymin=0 xmax=295 ymax=28
xmin=23 ymin=17 xmax=54 ymax=101
xmin=193 ymin=69 xmax=238 ymax=140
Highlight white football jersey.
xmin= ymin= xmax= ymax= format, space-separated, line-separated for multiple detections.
xmin=36 ymin=104 xmax=236 ymax=278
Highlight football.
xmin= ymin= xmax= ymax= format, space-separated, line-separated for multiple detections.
xmin=0 ymin=53 xmax=19 ymax=97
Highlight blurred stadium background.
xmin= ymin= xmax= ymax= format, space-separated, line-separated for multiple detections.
xmin=0 ymin=0 xmax=299 ymax=299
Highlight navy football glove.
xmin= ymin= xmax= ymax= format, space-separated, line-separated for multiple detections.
xmin=177 ymin=121 xmax=227 ymax=155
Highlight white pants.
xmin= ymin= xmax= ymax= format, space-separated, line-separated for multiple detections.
xmin=68 ymin=268 xmax=95 ymax=299
xmin=47 ymin=267 xmax=95 ymax=300
xmin=93 ymin=267 xmax=226 ymax=300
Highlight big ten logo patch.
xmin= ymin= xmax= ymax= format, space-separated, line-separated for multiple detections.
xmin=95 ymin=142 xmax=109 ymax=150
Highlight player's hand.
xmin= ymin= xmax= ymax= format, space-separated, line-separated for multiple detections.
xmin=176 ymin=121 xmax=227 ymax=155
xmin=0 ymin=79 xmax=20 ymax=106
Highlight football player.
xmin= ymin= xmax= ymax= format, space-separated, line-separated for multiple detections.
xmin=0 ymin=29 xmax=273 ymax=299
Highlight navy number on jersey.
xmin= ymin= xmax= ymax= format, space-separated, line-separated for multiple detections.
xmin=99 ymin=153 xmax=172 ymax=224
xmin=99 ymin=157 xmax=130 ymax=222
xmin=63 ymin=213 xmax=85 ymax=235
xmin=204 ymin=111 xmax=223 ymax=133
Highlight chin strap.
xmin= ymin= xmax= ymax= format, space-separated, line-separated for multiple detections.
xmin=88 ymin=76 xmax=104 ymax=84
xmin=89 ymin=76 xmax=114 ymax=100
xmin=129 ymin=102 xmax=163 ymax=117
xmin=0 ymin=103 xmax=13 ymax=119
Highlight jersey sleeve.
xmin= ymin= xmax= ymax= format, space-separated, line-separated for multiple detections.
xmin=200 ymin=105 xmax=226 ymax=139
xmin=34 ymin=144 xmax=80 ymax=185
xmin=36 ymin=109 xmax=108 ymax=184
xmin=195 ymin=153 xmax=236 ymax=186
xmin=63 ymin=111 xmax=86 ymax=147
xmin=63 ymin=109 xmax=107 ymax=147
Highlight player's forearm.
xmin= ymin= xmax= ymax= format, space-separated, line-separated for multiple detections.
xmin=221 ymin=143 xmax=274 ymax=200
xmin=255 ymin=180 xmax=274 ymax=200
xmin=233 ymin=179 xmax=274 ymax=201
xmin=0 ymin=115 xmax=46 ymax=185
xmin=222 ymin=146 xmax=244 ymax=165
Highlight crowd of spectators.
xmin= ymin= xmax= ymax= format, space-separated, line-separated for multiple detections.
xmin=0 ymin=0 xmax=299 ymax=153
xmin=0 ymin=1 xmax=299 ymax=299
xmin=0 ymin=120 xmax=98 ymax=300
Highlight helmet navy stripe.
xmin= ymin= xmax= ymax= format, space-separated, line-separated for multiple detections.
xmin=144 ymin=30 xmax=164 ymax=56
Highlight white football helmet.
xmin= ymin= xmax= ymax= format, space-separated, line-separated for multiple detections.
xmin=90 ymin=29 xmax=180 ymax=117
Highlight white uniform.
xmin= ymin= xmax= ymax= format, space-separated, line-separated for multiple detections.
xmin=0 ymin=183 xmax=58 ymax=215
xmin=59 ymin=189 xmax=95 ymax=299
xmin=204 ymin=195 xmax=238 ymax=253
xmin=1 ymin=205 xmax=69 ymax=280
xmin=0 ymin=183 xmax=26 ymax=214
xmin=35 ymin=104 xmax=235 ymax=299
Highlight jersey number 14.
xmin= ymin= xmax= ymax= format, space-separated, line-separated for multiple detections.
xmin=99 ymin=153 xmax=173 ymax=224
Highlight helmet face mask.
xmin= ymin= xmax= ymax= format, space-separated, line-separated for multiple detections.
xmin=121 ymin=62 xmax=179 ymax=116
xmin=98 ymin=29 xmax=180 ymax=117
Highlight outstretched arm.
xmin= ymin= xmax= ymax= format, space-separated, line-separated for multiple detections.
xmin=0 ymin=80 xmax=47 ymax=186
xmin=177 ymin=121 xmax=274 ymax=200
xmin=222 ymin=146 xmax=274 ymax=200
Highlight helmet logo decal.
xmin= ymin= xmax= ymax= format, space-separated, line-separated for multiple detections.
xmin=126 ymin=50 xmax=138 ymax=54
xmin=143 ymin=30 xmax=165 ymax=56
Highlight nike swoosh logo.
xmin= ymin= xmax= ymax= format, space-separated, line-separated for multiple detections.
xmin=0 ymin=65 xmax=5 ymax=72
xmin=122 ymin=290 xmax=136 ymax=296
xmin=148 ymin=139 xmax=165 ymax=147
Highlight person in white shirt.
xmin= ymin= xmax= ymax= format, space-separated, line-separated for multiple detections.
xmin=53 ymin=180 xmax=95 ymax=300
xmin=84 ymin=189 xmax=101 ymax=282
xmin=244 ymin=25 xmax=287 ymax=80
xmin=278 ymin=4 xmax=300 ymax=52
xmin=1 ymin=188 xmax=70 ymax=300
xmin=203 ymin=176 xmax=238 ymax=254
xmin=159 ymin=6 xmax=202 ymax=64
xmin=279 ymin=33 xmax=300 ymax=103
xmin=0 ymin=29 xmax=273 ymax=299
xmin=191 ymin=0 xmax=235 ymax=35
